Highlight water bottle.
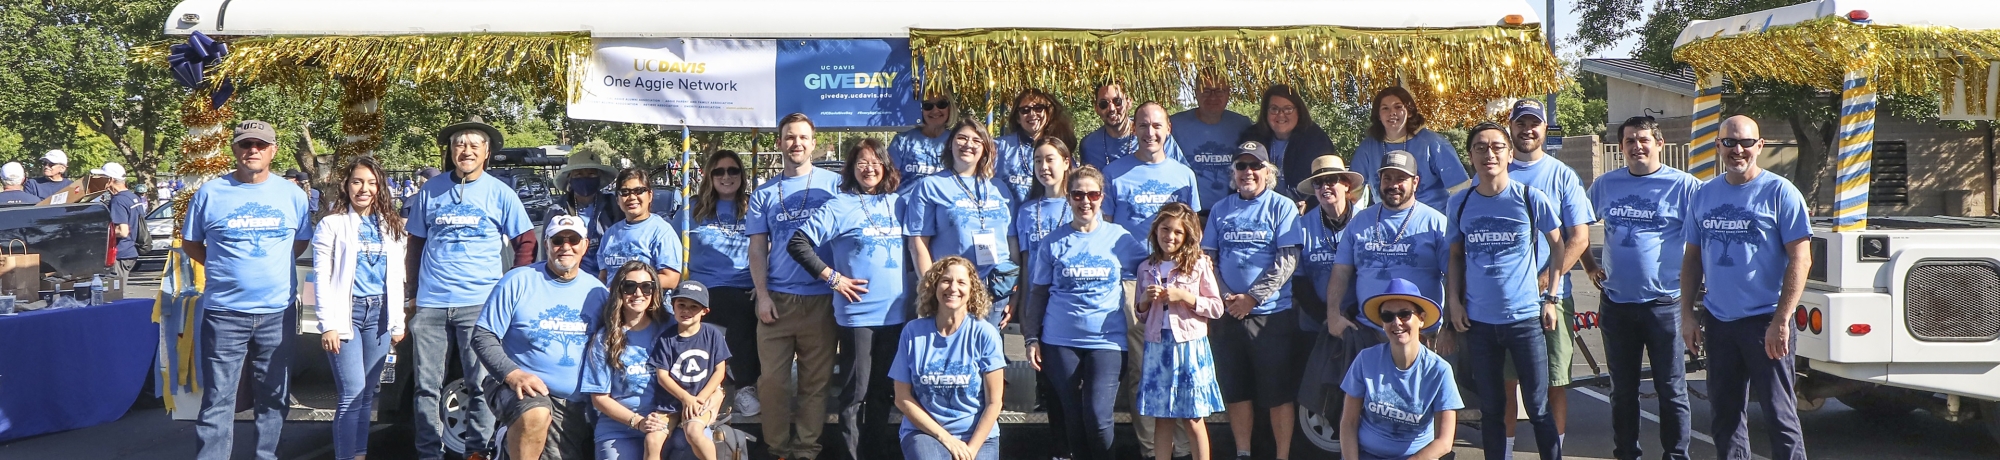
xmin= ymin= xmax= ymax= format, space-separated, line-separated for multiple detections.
xmin=90 ymin=274 xmax=105 ymax=305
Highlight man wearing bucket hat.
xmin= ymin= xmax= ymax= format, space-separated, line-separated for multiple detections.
xmin=1338 ymin=278 xmax=1463 ymax=460
xmin=471 ymin=214 xmax=608 ymax=460
xmin=183 ymin=120 xmax=313 ymax=460
xmin=1499 ymin=99 xmax=1596 ymax=448
xmin=407 ymin=115 xmax=537 ymax=460
xmin=551 ymin=146 xmax=620 ymax=276
xmin=0 ymin=162 xmax=37 ymax=205
xmin=25 ymin=149 xmax=73 ymax=199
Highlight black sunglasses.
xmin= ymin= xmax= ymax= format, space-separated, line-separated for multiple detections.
xmin=1380 ymin=309 xmax=1418 ymax=322
xmin=549 ymin=235 xmax=584 ymax=247
xmin=1233 ymin=162 xmax=1267 ymax=171
xmin=615 ymin=187 xmax=650 ymax=197
xmin=1068 ymin=190 xmax=1102 ymax=202
xmin=709 ymin=167 xmax=743 ymax=177
xmin=923 ymin=100 xmax=951 ymax=111
xmin=1018 ymin=104 xmax=1051 ymax=114
xmin=1095 ymin=97 xmax=1124 ymax=110
xmin=1719 ymin=138 xmax=1761 ymax=148
xmin=619 ymin=280 xmax=658 ymax=296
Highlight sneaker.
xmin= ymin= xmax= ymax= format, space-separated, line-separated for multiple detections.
xmin=734 ymin=385 xmax=761 ymax=417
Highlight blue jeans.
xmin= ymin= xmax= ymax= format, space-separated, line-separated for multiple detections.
xmin=327 ymin=296 xmax=392 ymax=460
xmin=1041 ymin=343 xmax=1123 ymax=460
xmin=196 ymin=309 xmax=290 ymax=460
xmin=411 ymin=305 xmax=495 ymax=459
xmin=1704 ymin=313 xmax=1807 ymax=460
xmin=1465 ymin=318 xmax=1560 ymax=460
xmin=900 ymin=432 xmax=999 ymax=460
xmin=1603 ymin=297 xmax=1691 ymax=460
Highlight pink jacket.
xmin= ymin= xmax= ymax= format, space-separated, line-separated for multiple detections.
xmin=1136 ymin=257 xmax=1225 ymax=343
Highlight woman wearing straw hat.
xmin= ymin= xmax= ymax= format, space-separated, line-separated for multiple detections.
xmin=1293 ymin=153 xmax=1366 ymax=337
xmin=553 ymin=145 xmax=621 ymax=276
xmin=1339 ymin=278 xmax=1463 ymax=460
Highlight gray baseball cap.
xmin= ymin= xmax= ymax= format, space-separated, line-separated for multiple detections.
xmin=1379 ymin=150 xmax=1420 ymax=176
xmin=232 ymin=120 xmax=277 ymax=144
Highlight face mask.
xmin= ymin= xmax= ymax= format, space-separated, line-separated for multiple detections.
xmin=570 ymin=176 xmax=601 ymax=196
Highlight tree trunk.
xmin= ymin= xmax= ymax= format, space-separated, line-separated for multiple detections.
xmin=294 ymin=124 xmax=318 ymax=181
xmin=1787 ymin=110 xmax=1835 ymax=213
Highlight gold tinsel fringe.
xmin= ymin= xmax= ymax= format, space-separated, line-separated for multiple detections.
xmin=176 ymin=94 xmax=235 ymax=178
xmin=910 ymin=25 xmax=1565 ymax=127
xmin=137 ymin=33 xmax=590 ymax=102
xmin=338 ymin=78 xmax=387 ymax=157
xmin=1675 ymin=16 xmax=2000 ymax=116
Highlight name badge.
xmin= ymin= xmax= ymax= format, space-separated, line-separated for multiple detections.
xmin=972 ymin=232 xmax=1000 ymax=266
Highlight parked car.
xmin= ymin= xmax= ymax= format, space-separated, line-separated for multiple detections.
xmin=144 ymin=203 xmax=174 ymax=255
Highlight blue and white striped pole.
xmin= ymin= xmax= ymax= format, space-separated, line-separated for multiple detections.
xmin=1834 ymin=68 xmax=1877 ymax=232
xmin=1688 ymin=72 xmax=1724 ymax=180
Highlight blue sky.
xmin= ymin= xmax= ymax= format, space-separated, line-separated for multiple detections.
xmin=1535 ymin=0 xmax=1645 ymax=59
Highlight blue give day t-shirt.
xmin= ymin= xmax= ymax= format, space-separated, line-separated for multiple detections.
xmin=1685 ymin=172 xmax=1811 ymax=321
xmin=1299 ymin=207 xmax=1358 ymax=318
xmin=1337 ymin=203 xmax=1452 ymax=327
xmin=1352 ymin=129 xmax=1470 ymax=211
xmin=647 ymin=324 xmax=732 ymax=414
xmin=1590 ymin=166 xmax=1703 ymax=304
xmin=680 ymin=200 xmax=752 ymax=289
xmin=1446 ymin=182 xmax=1560 ymax=325
xmin=798 ymin=192 xmax=911 ymax=327
xmin=905 ymin=174 xmax=1014 ymax=276
xmin=1078 ymin=127 xmax=1186 ymax=171
xmin=408 ymin=173 xmax=532 ymax=307
xmin=478 ymin=263 xmax=608 ymax=401
xmin=1506 ymin=156 xmax=1596 ymax=300
xmin=599 ymin=214 xmax=687 ymax=279
xmin=184 ymin=175 xmax=311 ymax=314
xmin=1032 ymin=223 xmax=1148 ymax=350
xmin=890 ymin=317 xmax=1007 ymax=441
xmin=746 ymin=168 xmax=842 ymax=296
xmin=1204 ymin=190 xmax=1305 ymax=316
xmin=1169 ymin=109 xmax=1254 ymax=210
xmin=993 ymin=133 xmax=1039 ymax=207
xmin=890 ymin=127 xmax=948 ymax=192
xmin=353 ymin=216 xmax=389 ymax=297
xmin=1013 ymin=197 xmax=1072 ymax=284
xmin=579 ymin=323 xmax=665 ymax=442
xmin=1339 ymin=345 xmax=1464 ymax=459
xmin=1105 ymin=155 xmax=1201 ymax=250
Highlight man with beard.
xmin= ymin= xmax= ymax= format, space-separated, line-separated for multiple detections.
xmin=406 ymin=116 xmax=538 ymax=460
xmin=1680 ymin=115 xmax=1810 ymax=460
xmin=472 ymin=215 xmax=609 ymax=459
xmin=1499 ymin=100 xmax=1595 ymax=451
xmin=1325 ymin=151 xmax=1451 ymax=335
xmin=1445 ymin=122 xmax=1564 ymax=460
xmin=1079 ymin=81 xmax=1183 ymax=170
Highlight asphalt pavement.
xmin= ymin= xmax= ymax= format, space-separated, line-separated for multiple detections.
xmin=2 ymin=255 xmax=1995 ymax=459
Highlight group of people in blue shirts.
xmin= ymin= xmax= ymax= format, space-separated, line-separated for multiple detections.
xmin=174 ymin=73 xmax=1814 ymax=460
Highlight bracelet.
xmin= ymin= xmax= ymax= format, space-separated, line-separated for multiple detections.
xmin=826 ymin=272 xmax=844 ymax=289
xmin=629 ymin=414 xmax=643 ymax=428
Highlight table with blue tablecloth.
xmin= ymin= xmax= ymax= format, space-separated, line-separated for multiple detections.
xmin=0 ymin=299 xmax=159 ymax=442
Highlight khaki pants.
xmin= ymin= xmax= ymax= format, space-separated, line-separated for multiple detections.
xmin=1122 ymin=280 xmax=1191 ymax=456
xmin=756 ymin=291 xmax=838 ymax=459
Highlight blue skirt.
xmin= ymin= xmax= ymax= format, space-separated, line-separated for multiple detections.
xmin=1136 ymin=333 xmax=1226 ymax=419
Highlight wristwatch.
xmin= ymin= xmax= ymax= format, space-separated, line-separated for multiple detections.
xmin=1541 ymin=293 xmax=1561 ymax=305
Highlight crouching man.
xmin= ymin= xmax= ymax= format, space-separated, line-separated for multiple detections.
xmin=474 ymin=215 xmax=612 ymax=459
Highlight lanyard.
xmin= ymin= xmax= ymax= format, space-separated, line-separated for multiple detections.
xmin=1378 ymin=206 xmax=1414 ymax=246
xmin=779 ymin=171 xmax=815 ymax=221
xmin=952 ymin=174 xmax=989 ymax=230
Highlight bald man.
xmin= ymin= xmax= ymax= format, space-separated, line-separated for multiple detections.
xmin=1679 ymin=115 xmax=1811 ymax=459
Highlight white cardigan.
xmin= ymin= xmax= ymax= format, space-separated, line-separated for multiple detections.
xmin=313 ymin=211 xmax=409 ymax=339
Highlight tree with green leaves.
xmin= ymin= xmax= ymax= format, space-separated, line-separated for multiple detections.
xmin=0 ymin=0 xmax=183 ymax=190
xmin=1572 ymin=0 xmax=1953 ymax=209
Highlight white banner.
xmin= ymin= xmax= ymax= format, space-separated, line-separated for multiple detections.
xmin=568 ymin=38 xmax=778 ymax=128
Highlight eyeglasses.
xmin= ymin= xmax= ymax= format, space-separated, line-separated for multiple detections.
xmin=619 ymin=280 xmax=657 ymax=296
xmin=549 ymin=235 xmax=584 ymax=247
xmin=853 ymin=162 xmax=885 ymax=170
xmin=1068 ymin=190 xmax=1103 ymax=202
xmin=1269 ymin=106 xmax=1298 ymax=115
xmin=1380 ymin=309 xmax=1418 ymax=322
xmin=1233 ymin=162 xmax=1267 ymax=171
xmin=615 ymin=187 xmax=650 ymax=197
xmin=923 ymin=100 xmax=951 ymax=111
xmin=1719 ymin=138 xmax=1761 ymax=148
xmin=1095 ymin=97 xmax=1124 ymax=110
xmin=1018 ymin=104 xmax=1051 ymax=114
xmin=709 ymin=167 xmax=743 ymax=177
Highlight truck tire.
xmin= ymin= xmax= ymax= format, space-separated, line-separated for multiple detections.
xmin=1837 ymin=388 xmax=1916 ymax=418
xmin=1294 ymin=405 xmax=1341 ymax=460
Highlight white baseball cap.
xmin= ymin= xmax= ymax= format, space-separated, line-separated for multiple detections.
xmin=1 ymin=162 xmax=22 ymax=183
xmin=547 ymin=214 xmax=589 ymax=240
xmin=91 ymin=162 xmax=126 ymax=180
xmin=42 ymin=150 xmax=68 ymax=165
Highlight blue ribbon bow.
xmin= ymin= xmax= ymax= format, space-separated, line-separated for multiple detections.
xmin=166 ymin=31 xmax=234 ymax=109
